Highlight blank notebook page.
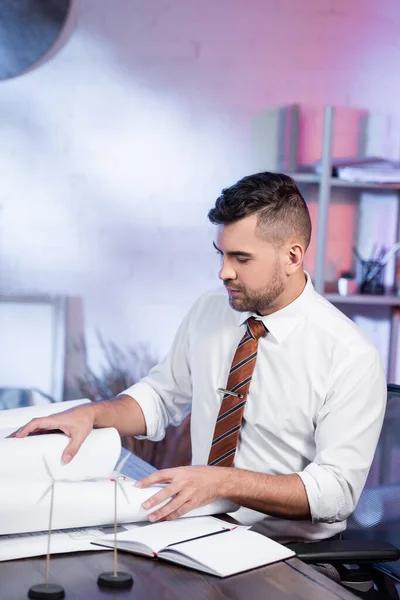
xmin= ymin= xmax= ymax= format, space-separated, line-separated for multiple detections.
xmin=163 ymin=528 xmax=295 ymax=577
xmin=100 ymin=516 xmax=236 ymax=554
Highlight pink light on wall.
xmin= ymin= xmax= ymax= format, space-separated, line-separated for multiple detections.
xmin=306 ymin=200 xmax=357 ymax=281
xmin=297 ymin=107 xmax=368 ymax=165
xmin=2 ymin=0 xmax=400 ymax=374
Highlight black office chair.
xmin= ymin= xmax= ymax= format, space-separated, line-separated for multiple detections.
xmin=288 ymin=383 xmax=400 ymax=599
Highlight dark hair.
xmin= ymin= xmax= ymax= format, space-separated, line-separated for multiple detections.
xmin=208 ymin=172 xmax=312 ymax=250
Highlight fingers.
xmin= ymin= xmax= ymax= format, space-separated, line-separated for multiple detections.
xmin=142 ymin=484 xmax=177 ymax=512
xmin=7 ymin=428 xmax=20 ymax=438
xmin=137 ymin=468 xmax=191 ymax=522
xmin=7 ymin=416 xmax=89 ymax=464
xmin=138 ymin=466 xmax=215 ymax=522
xmin=136 ymin=469 xmax=175 ymax=489
xmin=148 ymin=495 xmax=191 ymax=522
xmin=9 ymin=417 xmax=59 ymax=439
xmin=62 ymin=435 xmax=87 ymax=464
xmin=163 ymin=502 xmax=193 ymax=521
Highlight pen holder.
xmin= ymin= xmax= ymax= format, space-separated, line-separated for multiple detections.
xmin=359 ymin=260 xmax=385 ymax=295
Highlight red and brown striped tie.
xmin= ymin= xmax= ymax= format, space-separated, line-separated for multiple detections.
xmin=208 ymin=317 xmax=266 ymax=467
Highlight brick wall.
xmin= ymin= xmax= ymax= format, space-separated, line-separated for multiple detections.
xmin=1 ymin=0 xmax=400 ymax=384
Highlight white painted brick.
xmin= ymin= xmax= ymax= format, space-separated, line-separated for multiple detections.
xmin=1 ymin=0 xmax=400 ymax=380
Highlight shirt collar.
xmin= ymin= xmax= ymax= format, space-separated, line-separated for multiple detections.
xmin=234 ymin=272 xmax=315 ymax=344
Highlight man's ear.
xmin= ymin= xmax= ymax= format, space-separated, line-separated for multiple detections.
xmin=286 ymin=243 xmax=304 ymax=274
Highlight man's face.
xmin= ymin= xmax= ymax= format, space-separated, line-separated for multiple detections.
xmin=214 ymin=215 xmax=286 ymax=315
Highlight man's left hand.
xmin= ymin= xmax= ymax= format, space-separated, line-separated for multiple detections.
xmin=136 ymin=465 xmax=231 ymax=522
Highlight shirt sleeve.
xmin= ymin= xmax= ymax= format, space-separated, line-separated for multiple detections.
xmin=297 ymin=346 xmax=387 ymax=524
xmin=120 ymin=306 xmax=194 ymax=442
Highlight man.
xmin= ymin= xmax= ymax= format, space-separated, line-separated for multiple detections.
xmin=15 ymin=172 xmax=386 ymax=541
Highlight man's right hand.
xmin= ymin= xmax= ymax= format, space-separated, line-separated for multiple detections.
xmin=8 ymin=404 xmax=96 ymax=463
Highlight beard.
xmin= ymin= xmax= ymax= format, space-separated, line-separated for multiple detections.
xmin=225 ymin=263 xmax=285 ymax=314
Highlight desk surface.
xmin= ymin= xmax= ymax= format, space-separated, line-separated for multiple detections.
xmin=0 ymin=550 xmax=357 ymax=600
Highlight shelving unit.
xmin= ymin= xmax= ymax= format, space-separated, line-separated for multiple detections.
xmin=288 ymin=172 xmax=400 ymax=190
xmin=286 ymin=106 xmax=400 ymax=382
xmin=325 ymin=294 xmax=400 ymax=306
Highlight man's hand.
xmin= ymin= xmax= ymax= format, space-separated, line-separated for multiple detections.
xmin=137 ymin=467 xmax=311 ymax=522
xmin=8 ymin=405 xmax=96 ymax=463
xmin=7 ymin=395 xmax=148 ymax=464
xmin=136 ymin=466 xmax=233 ymax=522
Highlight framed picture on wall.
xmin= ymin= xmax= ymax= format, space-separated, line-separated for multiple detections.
xmin=0 ymin=295 xmax=67 ymax=403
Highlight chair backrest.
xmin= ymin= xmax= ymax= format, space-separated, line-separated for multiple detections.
xmin=346 ymin=383 xmax=400 ymax=580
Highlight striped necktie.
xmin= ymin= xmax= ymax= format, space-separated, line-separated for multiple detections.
xmin=208 ymin=317 xmax=266 ymax=467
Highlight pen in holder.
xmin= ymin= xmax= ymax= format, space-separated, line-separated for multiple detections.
xmin=360 ymin=260 xmax=385 ymax=295
xmin=353 ymin=243 xmax=400 ymax=296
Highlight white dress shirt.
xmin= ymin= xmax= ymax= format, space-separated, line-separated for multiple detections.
xmin=123 ymin=275 xmax=387 ymax=541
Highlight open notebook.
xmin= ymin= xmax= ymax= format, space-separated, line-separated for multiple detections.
xmin=93 ymin=516 xmax=295 ymax=577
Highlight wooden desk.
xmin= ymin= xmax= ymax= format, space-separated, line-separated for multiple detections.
xmin=0 ymin=550 xmax=358 ymax=599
